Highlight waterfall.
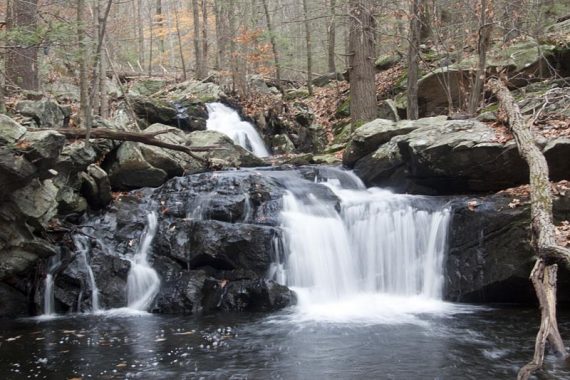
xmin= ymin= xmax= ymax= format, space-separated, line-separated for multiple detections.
xmin=73 ymin=235 xmax=100 ymax=312
xmin=279 ymin=170 xmax=451 ymax=321
xmin=127 ymin=211 xmax=161 ymax=311
xmin=43 ymin=253 xmax=61 ymax=316
xmin=206 ymin=102 xmax=270 ymax=157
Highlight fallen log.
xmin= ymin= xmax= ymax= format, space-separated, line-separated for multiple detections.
xmin=488 ymin=78 xmax=570 ymax=380
xmin=37 ymin=127 xmax=218 ymax=165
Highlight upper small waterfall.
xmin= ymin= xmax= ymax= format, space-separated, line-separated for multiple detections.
xmin=127 ymin=212 xmax=161 ymax=311
xmin=206 ymin=102 xmax=270 ymax=157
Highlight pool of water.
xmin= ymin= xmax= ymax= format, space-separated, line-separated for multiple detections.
xmin=1 ymin=305 xmax=569 ymax=379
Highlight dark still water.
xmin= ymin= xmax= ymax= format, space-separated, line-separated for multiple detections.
xmin=1 ymin=305 xmax=569 ymax=380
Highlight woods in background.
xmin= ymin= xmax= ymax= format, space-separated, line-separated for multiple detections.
xmin=0 ymin=0 xmax=570 ymax=126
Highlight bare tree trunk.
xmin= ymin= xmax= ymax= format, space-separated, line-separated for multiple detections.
xmin=173 ymin=2 xmax=187 ymax=81
xmin=148 ymin=9 xmax=154 ymax=77
xmin=228 ymin=0 xmax=239 ymax=93
xmin=488 ymin=78 xmax=570 ymax=380
xmin=468 ymin=0 xmax=492 ymax=116
xmin=301 ymin=0 xmax=313 ymax=95
xmin=137 ymin=0 xmax=145 ymax=70
xmin=6 ymin=0 xmax=39 ymax=91
xmin=261 ymin=0 xmax=281 ymax=81
xmin=97 ymin=0 xmax=109 ymax=118
xmin=213 ymin=0 xmax=227 ymax=70
xmin=407 ymin=0 xmax=421 ymax=120
xmin=327 ymin=0 xmax=337 ymax=73
xmin=348 ymin=0 xmax=377 ymax=128
xmin=192 ymin=0 xmax=206 ymax=79
xmin=202 ymin=0 xmax=209 ymax=73
xmin=0 ymin=71 xmax=6 ymax=114
xmin=77 ymin=0 xmax=90 ymax=130
xmin=156 ymin=0 xmax=164 ymax=66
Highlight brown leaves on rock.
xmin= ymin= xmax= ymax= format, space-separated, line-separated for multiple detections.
xmin=487 ymin=111 xmax=569 ymax=144
xmin=555 ymin=221 xmax=570 ymax=247
xmin=497 ymin=181 xmax=570 ymax=205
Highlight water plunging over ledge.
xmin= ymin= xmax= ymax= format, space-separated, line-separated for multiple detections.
xmin=278 ymin=169 xmax=452 ymax=323
xmin=127 ymin=211 xmax=161 ymax=311
xmin=206 ymin=102 xmax=270 ymax=157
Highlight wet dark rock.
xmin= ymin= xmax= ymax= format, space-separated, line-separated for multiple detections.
xmin=157 ymin=219 xmax=277 ymax=275
xmin=203 ymin=278 xmax=296 ymax=312
xmin=44 ymin=170 xmax=299 ymax=315
xmin=154 ymin=269 xmax=208 ymax=314
xmin=0 ymin=283 xmax=28 ymax=318
xmin=544 ymin=137 xmax=570 ymax=181
xmin=445 ymin=192 xmax=570 ymax=304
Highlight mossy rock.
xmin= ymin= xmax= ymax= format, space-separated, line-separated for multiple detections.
xmin=375 ymin=53 xmax=402 ymax=71
xmin=312 ymin=154 xmax=341 ymax=165
xmin=284 ymin=88 xmax=310 ymax=101
xmin=130 ymin=79 xmax=168 ymax=97
xmin=336 ymin=97 xmax=350 ymax=118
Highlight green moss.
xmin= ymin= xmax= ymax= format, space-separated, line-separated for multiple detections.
xmin=375 ymin=53 xmax=402 ymax=70
xmin=336 ymin=97 xmax=351 ymax=118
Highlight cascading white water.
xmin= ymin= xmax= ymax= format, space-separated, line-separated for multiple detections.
xmin=127 ymin=212 xmax=161 ymax=311
xmin=43 ymin=254 xmax=61 ymax=316
xmin=206 ymin=102 xmax=270 ymax=157
xmin=73 ymin=235 xmax=100 ymax=312
xmin=279 ymin=171 xmax=452 ymax=322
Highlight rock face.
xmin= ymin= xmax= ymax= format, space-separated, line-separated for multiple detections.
xmin=47 ymin=170 xmax=298 ymax=315
xmin=445 ymin=192 xmax=570 ymax=304
xmin=346 ymin=117 xmax=569 ymax=194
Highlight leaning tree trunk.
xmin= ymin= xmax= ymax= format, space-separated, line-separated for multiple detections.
xmin=488 ymin=78 xmax=570 ymax=380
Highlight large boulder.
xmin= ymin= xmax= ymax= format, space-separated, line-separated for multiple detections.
xmin=105 ymin=142 xmax=168 ymax=190
xmin=446 ymin=191 xmax=570 ymax=303
xmin=0 ymin=147 xmax=37 ymax=200
xmin=130 ymin=96 xmax=208 ymax=132
xmin=156 ymin=219 xmax=278 ymax=276
xmin=349 ymin=118 xmax=568 ymax=194
xmin=20 ymin=130 xmax=66 ymax=173
xmin=10 ymin=179 xmax=59 ymax=228
xmin=15 ymin=100 xmax=68 ymax=129
xmin=80 ymin=164 xmax=112 ymax=209
xmin=343 ymin=117 xmax=439 ymax=166
xmin=139 ymin=123 xmax=204 ymax=176
xmin=0 ymin=114 xmax=27 ymax=144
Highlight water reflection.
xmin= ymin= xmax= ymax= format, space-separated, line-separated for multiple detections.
xmin=1 ymin=307 xmax=569 ymax=379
